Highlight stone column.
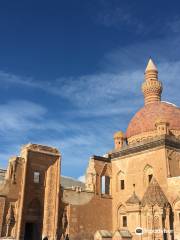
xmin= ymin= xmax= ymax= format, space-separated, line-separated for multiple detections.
xmin=165 ymin=207 xmax=171 ymax=240
xmin=43 ymin=158 xmax=60 ymax=240
xmin=54 ymin=156 xmax=61 ymax=239
xmin=16 ymin=151 xmax=28 ymax=240
xmin=0 ymin=197 xmax=6 ymax=237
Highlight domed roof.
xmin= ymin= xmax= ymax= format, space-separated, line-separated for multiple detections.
xmin=126 ymin=191 xmax=141 ymax=205
xmin=126 ymin=102 xmax=180 ymax=138
xmin=114 ymin=131 xmax=124 ymax=139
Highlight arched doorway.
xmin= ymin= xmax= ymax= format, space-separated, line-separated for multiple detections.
xmin=24 ymin=222 xmax=40 ymax=240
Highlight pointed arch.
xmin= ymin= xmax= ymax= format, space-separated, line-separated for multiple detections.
xmin=143 ymin=164 xmax=153 ymax=187
xmin=117 ymin=203 xmax=127 ymax=228
xmin=100 ymin=163 xmax=112 ymax=177
xmin=172 ymin=196 xmax=180 ymax=208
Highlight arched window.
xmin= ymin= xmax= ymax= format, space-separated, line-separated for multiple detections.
xmin=117 ymin=204 xmax=127 ymax=228
xmin=116 ymin=170 xmax=125 ymax=191
xmin=143 ymin=165 xmax=153 ymax=187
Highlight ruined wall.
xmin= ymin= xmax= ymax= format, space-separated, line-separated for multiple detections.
xmin=0 ymin=197 xmax=6 ymax=237
xmin=62 ymin=155 xmax=113 ymax=240
xmin=0 ymin=157 xmax=24 ymax=238
xmin=16 ymin=145 xmax=61 ymax=240
xmin=65 ymin=193 xmax=112 ymax=240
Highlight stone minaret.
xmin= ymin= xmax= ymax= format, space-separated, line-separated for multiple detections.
xmin=142 ymin=58 xmax=163 ymax=105
xmin=113 ymin=131 xmax=124 ymax=150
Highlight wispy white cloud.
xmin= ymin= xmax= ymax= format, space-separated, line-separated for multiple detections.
xmin=93 ymin=1 xmax=144 ymax=33
xmin=0 ymin=69 xmax=143 ymax=117
xmin=97 ymin=7 xmax=143 ymax=33
xmin=78 ymin=175 xmax=85 ymax=183
xmin=0 ymin=57 xmax=180 ymax=173
xmin=0 ymin=100 xmax=46 ymax=134
xmin=0 ymin=18 xmax=180 ymax=178
xmin=0 ymin=71 xmax=38 ymax=88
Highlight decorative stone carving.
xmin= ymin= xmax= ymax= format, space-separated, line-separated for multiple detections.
xmin=154 ymin=215 xmax=160 ymax=229
xmin=21 ymin=143 xmax=60 ymax=155
xmin=85 ymin=159 xmax=96 ymax=192
xmin=167 ymin=149 xmax=180 ymax=176
xmin=167 ymin=149 xmax=180 ymax=161
xmin=6 ymin=157 xmax=18 ymax=184
xmin=61 ymin=210 xmax=68 ymax=239
xmin=6 ymin=204 xmax=15 ymax=237
xmin=143 ymin=164 xmax=153 ymax=188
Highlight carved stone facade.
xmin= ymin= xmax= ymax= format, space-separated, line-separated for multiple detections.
xmin=0 ymin=59 xmax=180 ymax=240
xmin=0 ymin=144 xmax=61 ymax=240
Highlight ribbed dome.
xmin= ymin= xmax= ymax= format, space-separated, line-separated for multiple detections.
xmin=126 ymin=102 xmax=180 ymax=138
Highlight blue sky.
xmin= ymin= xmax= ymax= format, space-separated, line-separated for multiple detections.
xmin=0 ymin=0 xmax=180 ymax=179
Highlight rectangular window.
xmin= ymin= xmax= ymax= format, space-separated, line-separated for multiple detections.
xmin=34 ymin=172 xmax=40 ymax=183
xmin=122 ymin=216 xmax=127 ymax=227
xmin=101 ymin=176 xmax=105 ymax=194
xmin=120 ymin=180 xmax=125 ymax=190
xmin=105 ymin=176 xmax=110 ymax=195
xmin=101 ymin=176 xmax=110 ymax=195
xmin=148 ymin=174 xmax=153 ymax=183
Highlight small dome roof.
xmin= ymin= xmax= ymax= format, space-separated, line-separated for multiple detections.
xmin=126 ymin=192 xmax=141 ymax=205
xmin=126 ymin=102 xmax=180 ymax=138
xmin=114 ymin=131 xmax=124 ymax=139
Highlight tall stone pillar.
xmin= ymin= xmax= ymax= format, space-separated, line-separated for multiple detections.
xmin=43 ymin=157 xmax=60 ymax=240
xmin=16 ymin=151 xmax=28 ymax=240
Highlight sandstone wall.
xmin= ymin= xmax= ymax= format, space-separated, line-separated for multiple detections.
xmin=0 ymin=197 xmax=5 ymax=237
xmin=66 ymin=195 xmax=112 ymax=240
xmin=111 ymin=146 xmax=168 ymax=234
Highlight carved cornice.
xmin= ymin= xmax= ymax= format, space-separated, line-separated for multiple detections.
xmin=21 ymin=143 xmax=60 ymax=156
xmin=91 ymin=155 xmax=111 ymax=163
xmin=110 ymin=135 xmax=180 ymax=159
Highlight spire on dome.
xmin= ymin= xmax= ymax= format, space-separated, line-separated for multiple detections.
xmin=142 ymin=58 xmax=163 ymax=105
xmin=145 ymin=58 xmax=158 ymax=72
